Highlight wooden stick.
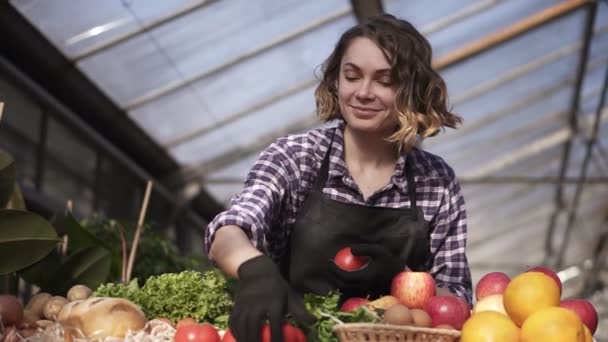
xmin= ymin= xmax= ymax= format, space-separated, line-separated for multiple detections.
xmin=0 ymin=102 xmax=4 ymax=122
xmin=116 ymin=224 xmax=128 ymax=284
xmin=125 ymin=180 xmax=153 ymax=282
xmin=433 ymin=0 xmax=590 ymax=70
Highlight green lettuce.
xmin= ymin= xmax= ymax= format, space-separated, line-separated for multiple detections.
xmin=94 ymin=270 xmax=234 ymax=328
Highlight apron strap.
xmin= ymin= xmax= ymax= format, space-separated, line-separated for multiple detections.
xmin=312 ymin=130 xmax=336 ymax=192
xmin=405 ymin=155 xmax=418 ymax=220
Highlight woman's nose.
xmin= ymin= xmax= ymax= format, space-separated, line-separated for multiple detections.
xmin=355 ymin=81 xmax=374 ymax=100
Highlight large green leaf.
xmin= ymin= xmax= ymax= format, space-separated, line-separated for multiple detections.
xmin=52 ymin=212 xmax=110 ymax=252
xmin=59 ymin=246 xmax=111 ymax=291
xmin=0 ymin=210 xmax=59 ymax=274
xmin=18 ymin=250 xmax=63 ymax=293
xmin=0 ymin=151 xmax=16 ymax=208
xmin=6 ymin=183 xmax=26 ymax=210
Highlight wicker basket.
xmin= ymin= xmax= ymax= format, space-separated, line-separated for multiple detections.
xmin=334 ymin=323 xmax=461 ymax=342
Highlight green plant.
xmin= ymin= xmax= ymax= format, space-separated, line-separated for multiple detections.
xmin=79 ymin=216 xmax=202 ymax=285
xmin=0 ymin=151 xmax=59 ymax=283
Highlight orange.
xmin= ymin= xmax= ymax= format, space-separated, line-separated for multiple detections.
xmin=521 ymin=306 xmax=585 ymax=342
xmin=503 ymin=272 xmax=560 ymax=326
xmin=461 ymin=311 xmax=520 ymax=342
xmin=583 ymin=325 xmax=593 ymax=342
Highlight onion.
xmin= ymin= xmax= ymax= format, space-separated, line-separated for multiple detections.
xmin=0 ymin=295 xmax=24 ymax=327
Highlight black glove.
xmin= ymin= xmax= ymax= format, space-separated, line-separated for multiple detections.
xmin=229 ymin=255 xmax=316 ymax=342
xmin=329 ymin=243 xmax=409 ymax=296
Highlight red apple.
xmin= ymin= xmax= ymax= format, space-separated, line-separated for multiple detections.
xmin=475 ymin=272 xmax=510 ymax=301
xmin=340 ymin=297 xmax=370 ymax=312
xmin=527 ymin=266 xmax=562 ymax=295
xmin=334 ymin=247 xmax=369 ymax=271
xmin=390 ymin=271 xmax=436 ymax=309
xmin=424 ymin=295 xmax=470 ymax=330
xmin=560 ymin=299 xmax=598 ymax=334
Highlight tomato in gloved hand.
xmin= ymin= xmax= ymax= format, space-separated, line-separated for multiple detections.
xmin=222 ymin=324 xmax=306 ymax=342
xmin=174 ymin=323 xmax=220 ymax=342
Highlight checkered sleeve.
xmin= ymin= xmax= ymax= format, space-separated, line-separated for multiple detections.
xmin=204 ymin=140 xmax=294 ymax=258
xmin=429 ymin=173 xmax=473 ymax=306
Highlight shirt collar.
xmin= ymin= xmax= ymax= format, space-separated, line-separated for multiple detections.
xmin=324 ymin=120 xmax=411 ymax=191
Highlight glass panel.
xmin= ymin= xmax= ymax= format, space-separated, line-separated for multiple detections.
xmin=43 ymin=117 xmax=95 ymax=215
xmin=95 ymin=155 xmax=141 ymax=220
xmin=79 ymin=0 xmax=350 ymax=108
xmin=9 ymin=0 xmax=204 ymax=58
xmin=130 ymin=13 xmax=356 ymax=145
xmin=383 ymin=0 xmax=480 ymax=29
xmin=0 ymin=72 xmax=41 ymax=189
xmin=440 ymin=10 xmax=586 ymax=100
xmin=169 ymin=85 xmax=316 ymax=165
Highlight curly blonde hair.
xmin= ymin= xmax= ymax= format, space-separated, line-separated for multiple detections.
xmin=315 ymin=14 xmax=462 ymax=151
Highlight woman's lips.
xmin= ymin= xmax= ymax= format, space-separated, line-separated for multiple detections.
xmin=350 ymin=105 xmax=381 ymax=117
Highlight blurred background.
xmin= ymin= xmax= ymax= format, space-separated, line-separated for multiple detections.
xmin=0 ymin=0 xmax=607 ymax=337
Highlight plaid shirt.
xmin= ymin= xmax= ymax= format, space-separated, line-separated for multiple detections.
xmin=205 ymin=120 xmax=472 ymax=304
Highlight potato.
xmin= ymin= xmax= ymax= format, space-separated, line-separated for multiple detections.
xmin=25 ymin=292 xmax=51 ymax=318
xmin=43 ymin=296 xmax=68 ymax=320
xmin=66 ymin=285 xmax=92 ymax=302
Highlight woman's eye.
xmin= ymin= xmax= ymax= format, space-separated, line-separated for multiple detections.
xmin=344 ymin=75 xmax=359 ymax=81
xmin=378 ymin=78 xmax=393 ymax=86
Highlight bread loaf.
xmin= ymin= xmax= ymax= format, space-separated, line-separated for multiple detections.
xmin=57 ymin=297 xmax=147 ymax=339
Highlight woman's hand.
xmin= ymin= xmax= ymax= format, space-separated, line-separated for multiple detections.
xmin=230 ymin=255 xmax=316 ymax=342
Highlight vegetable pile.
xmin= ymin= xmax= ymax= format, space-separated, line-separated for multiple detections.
xmin=93 ymin=270 xmax=234 ymax=329
xmin=303 ymin=291 xmax=379 ymax=342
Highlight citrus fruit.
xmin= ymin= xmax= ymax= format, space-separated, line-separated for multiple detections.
xmin=521 ymin=306 xmax=585 ymax=342
xmin=503 ymin=271 xmax=560 ymax=326
xmin=461 ymin=311 xmax=519 ymax=342
xmin=583 ymin=325 xmax=593 ymax=342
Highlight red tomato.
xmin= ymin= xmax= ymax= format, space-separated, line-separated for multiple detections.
xmin=222 ymin=329 xmax=236 ymax=342
xmin=175 ymin=324 xmax=220 ymax=342
xmin=176 ymin=317 xmax=198 ymax=329
xmin=223 ymin=324 xmax=305 ymax=342
xmin=334 ymin=247 xmax=368 ymax=271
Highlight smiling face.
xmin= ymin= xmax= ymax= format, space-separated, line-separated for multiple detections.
xmin=337 ymin=37 xmax=398 ymax=136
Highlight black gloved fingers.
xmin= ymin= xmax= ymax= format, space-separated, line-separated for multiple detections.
xmin=268 ymin=300 xmax=285 ymax=342
xmin=350 ymin=243 xmax=390 ymax=258
xmin=287 ymin=290 xmax=317 ymax=326
xmin=228 ymin=308 xmax=245 ymax=342
xmin=246 ymin=309 xmax=266 ymax=342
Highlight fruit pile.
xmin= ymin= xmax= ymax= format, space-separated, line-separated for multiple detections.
xmin=463 ymin=266 xmax=598 ymax=342
xmin=338 ymin=266 xmax=598 ymax=342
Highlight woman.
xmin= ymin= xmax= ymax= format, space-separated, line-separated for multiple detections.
xmin=205 ymin=14 xmax=472 ymax=342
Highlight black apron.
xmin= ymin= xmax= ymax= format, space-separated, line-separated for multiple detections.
xmin=284 ymin=131 xmax=431 ymax=299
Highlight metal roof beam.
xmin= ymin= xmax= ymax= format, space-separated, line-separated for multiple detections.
xmin=350 ymin=0 xmax=383 ymax=22
xmin=460 ymin=176 xmax=608 ymax=185
xmin=433 ymin=0 xmax=591 ymax=70
xmin=555 ymin=49 xmax=608 ymax=268
xmin=544 ymin=1 xmax=597 ymax=266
